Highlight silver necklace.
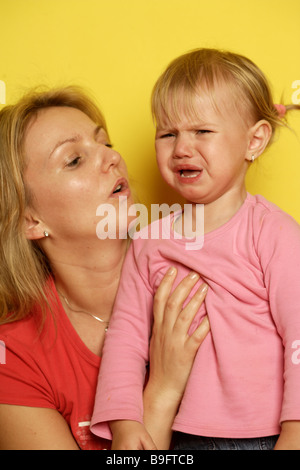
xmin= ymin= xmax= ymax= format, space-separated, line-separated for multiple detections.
xmin=58 ymin=290 xmax=109 ymax=332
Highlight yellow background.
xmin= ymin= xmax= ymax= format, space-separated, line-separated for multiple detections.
xmin=1 ymin=0 xmax=300 ymax=220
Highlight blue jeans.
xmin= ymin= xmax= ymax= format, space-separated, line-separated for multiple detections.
xmin=173 ymin=432 xmax=279 ymax=450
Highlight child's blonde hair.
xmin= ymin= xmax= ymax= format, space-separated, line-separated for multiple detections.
xmin=0 ymin=86 xmax=108 ymax=324
xmin=151 ymin=48 xmax=299 ymax=141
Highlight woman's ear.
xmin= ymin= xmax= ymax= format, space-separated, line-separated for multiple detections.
xmin=246 ymin=120 xmax=272 ymax=162
xmin=24 ymin=208 xmax=45 ymax=240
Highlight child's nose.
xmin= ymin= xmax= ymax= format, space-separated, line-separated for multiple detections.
xmin=173 ymin=134 xmax=194 ymax=159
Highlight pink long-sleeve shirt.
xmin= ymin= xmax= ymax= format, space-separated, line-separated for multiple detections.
xmin=91 ymin=193 xmax=300 ymax=440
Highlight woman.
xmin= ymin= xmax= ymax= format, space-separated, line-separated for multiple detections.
xmin=0 ymin=86 xmax=209 ymax=450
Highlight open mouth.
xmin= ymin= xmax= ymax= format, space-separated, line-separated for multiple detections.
xmin=111 ymin=178 xmax=130 ymax=197
xmin=113 ymin=183 xmax=123 ymax=193
xmin=179 ymin=169 xmax=202 ymax=179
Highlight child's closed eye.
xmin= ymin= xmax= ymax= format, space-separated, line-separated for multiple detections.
xmin=197 ymin=129 xmax=212 ymax=134
xmin=158 ymin=133 xmax=176 ymax=139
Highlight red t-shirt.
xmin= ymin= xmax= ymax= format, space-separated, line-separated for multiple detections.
xmin=0 ymin=278 xmax=110 ymax=450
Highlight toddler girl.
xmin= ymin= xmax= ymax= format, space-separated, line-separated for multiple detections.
xmin=91 ymin=49 xmax=300 ymax=450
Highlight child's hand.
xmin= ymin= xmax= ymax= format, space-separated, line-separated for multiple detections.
xmin=110 ymin=420 xmax=157 ymax=450
xmin=274 ymin=421 xmax=300 ymax=450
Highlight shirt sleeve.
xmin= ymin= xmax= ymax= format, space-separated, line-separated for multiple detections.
xmin=91 ymin=240 xmax=154 ymax=439
xmin=0 ymin=333 xmax=56 ymax=409
xmin=257 ymin=209 xmax=300 ymax=423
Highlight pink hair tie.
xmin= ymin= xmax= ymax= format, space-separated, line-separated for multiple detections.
xmin=274 ymin=104 xmax=287 ymax=117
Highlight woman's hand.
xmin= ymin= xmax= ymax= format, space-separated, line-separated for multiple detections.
xmin=148 ymin=267 xmax=209 ymax=401
xmin=143 ymin=267 xmax=209 ymax=449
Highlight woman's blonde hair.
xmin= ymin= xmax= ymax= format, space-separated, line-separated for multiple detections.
xmin=0 ymin=86 xmax=108 ymax=324
xmin=151 ymin=48 xmax=300 ymax=140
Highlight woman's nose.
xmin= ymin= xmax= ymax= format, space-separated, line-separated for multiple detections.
xmin=100 ymin=146 xmax=121 ymax=172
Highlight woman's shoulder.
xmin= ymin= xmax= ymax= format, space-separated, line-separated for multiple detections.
xmin=1 ymin=312 xmax=46 ymax=348
xmin=0 ymin=278 xmax=58 ymax=348
xmin=0 ymin=303 xmax=59 ymax=409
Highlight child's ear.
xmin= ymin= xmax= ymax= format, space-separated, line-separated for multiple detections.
xmin=24 ymin=208 xmax=45 ymax=240
xmin=246 ymin=120 xmax=272 ymax=162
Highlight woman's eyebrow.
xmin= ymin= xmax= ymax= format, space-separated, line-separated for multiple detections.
xmin=49 ymin=125 xmax=103 ymax=157
xmin=94 ymin=125 xmax=103 ymax=138
xmin=49 ymin=134 xmax=81 ymax=157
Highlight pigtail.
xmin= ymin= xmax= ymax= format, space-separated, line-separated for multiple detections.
xmin=274 ymin=103 xmax=300 ymax=119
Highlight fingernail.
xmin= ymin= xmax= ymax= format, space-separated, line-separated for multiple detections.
xmin=200 ymin=283 xmax=208 ymax=293
xmin=167 ymin=267 xmax=176 ymax=276
xmin=189 ymin=271 xmax=199 ymax=280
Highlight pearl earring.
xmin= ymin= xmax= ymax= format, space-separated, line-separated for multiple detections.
xmin=251 ymin=155 xmax=255 ymax=163
xmin=44 ymin=231 xmax=49 ymax=237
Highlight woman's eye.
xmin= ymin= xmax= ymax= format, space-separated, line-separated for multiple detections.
xmin=197 ymin=129 xmax=212 ymax=134
xmin=66 ymin=156 xmax=81 ymax=168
